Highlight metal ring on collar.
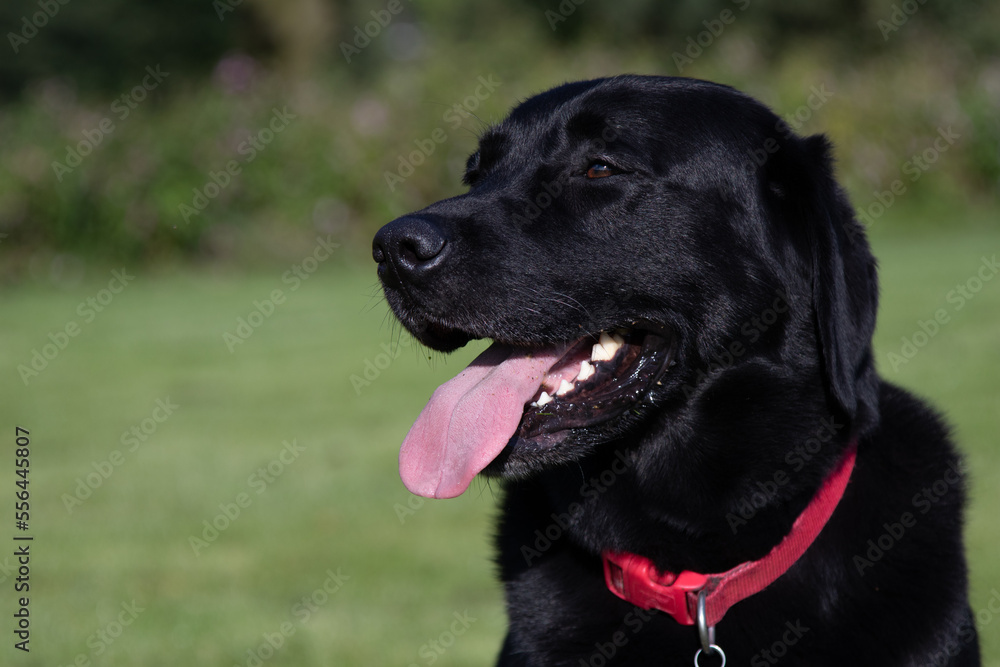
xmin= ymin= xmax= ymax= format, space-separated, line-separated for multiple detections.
xmin=694 ymin=645 xmax=726 ymax=667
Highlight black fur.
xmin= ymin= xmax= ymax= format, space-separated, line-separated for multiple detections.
xmin=373 ymin=76 xmax=978 ymax=665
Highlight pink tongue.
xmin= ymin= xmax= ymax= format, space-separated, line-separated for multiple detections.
xmin=399 ymin=342 xmax=564 ymax=499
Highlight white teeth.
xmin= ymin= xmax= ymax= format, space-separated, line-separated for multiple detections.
xmin=532 ymin=330 xmax=628 ymax=408
xmin=591 ymin=331 xmax=623 ymax=362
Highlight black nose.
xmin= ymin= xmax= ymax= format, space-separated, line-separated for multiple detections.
xmin=372 ymin=215 xmax=449 ymax=288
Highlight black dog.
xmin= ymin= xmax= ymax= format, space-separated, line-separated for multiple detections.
xmin=373 ymin=76 xmax=978 ymax=665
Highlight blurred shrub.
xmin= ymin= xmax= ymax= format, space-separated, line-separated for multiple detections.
xmin=0 ymin=0 xmax=997 ymax=272
xmin=514 ymin=0 xmax=999 ymax=56
xmin=0 ymin=0 xmax=273 ymax=98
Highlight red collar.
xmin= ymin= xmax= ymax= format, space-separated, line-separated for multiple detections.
xmin=603 ymin=440 xmax=857 ymax=627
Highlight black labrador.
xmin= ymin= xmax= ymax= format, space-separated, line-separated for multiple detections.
xmin=372 ymin=76 xmax=979 ymax=666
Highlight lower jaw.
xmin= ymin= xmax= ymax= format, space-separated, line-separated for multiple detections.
xmin=481 ymin=432 xmax=580 ymax=479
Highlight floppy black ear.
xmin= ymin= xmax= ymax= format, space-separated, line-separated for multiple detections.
xmin=772 ymin=134 xmax=880 ymax=434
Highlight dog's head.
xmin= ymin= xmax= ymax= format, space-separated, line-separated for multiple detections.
xmin=374 ymin=75 xmax=878 ymax=501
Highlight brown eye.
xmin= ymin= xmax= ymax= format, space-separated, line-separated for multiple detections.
xmin=586 ymin=163 xmax=615 ymax=179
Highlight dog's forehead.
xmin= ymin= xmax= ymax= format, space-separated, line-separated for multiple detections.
xmin=497 ymin=80 xmax=641 ymax=143
xmin=471 ymin=91 xmax=636 ymax=169
xmin=477 ymin=76 xmax=768 ymax=160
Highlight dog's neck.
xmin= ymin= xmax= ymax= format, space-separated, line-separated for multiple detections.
xmin=529 ymin=414 xmax=855 ymax=571
xmin=600 ymin=440 xmax=857 ymax=628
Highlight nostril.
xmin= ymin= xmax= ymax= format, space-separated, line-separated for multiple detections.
xmin=372 ymin=215 xmax=450 ymax=285
xmin=401 ymin=235 xmax=446 ymax=265
xmin=399 ymin=240 xmax=418 ymax=266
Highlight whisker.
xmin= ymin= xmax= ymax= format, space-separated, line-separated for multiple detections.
xmin=362 ymin=282 xmax=388 ymax=314
xmin=551 ymin=290 xmax=594 ymax=322
xmin=512 ymin=285 xmax=592 ymax=322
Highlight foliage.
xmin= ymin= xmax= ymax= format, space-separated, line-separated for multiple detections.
xmin=0 ymin=0 xmax=268 ymax=97
xmin=0 ymin=0 xmax=997 ymax=270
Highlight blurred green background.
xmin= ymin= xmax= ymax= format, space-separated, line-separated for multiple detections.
xmin=1 ymin=0 xmax=998 ymax=665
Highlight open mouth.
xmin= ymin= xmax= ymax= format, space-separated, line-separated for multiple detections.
xmin=398 ymin=323 xmax=675 ymax=499
xmin=518 ymin=327 xmax=674 ymax=442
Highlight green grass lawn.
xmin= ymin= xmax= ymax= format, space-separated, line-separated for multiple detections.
xmin=1 ymin=223 xmax=998 ymax=665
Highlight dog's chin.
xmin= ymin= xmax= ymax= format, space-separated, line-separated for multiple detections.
xmin=399 ymin=316 xmax=474 ymax=351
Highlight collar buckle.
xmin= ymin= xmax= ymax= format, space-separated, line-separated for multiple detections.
xmin=602 ymin=551 xmax=708 ymax=625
